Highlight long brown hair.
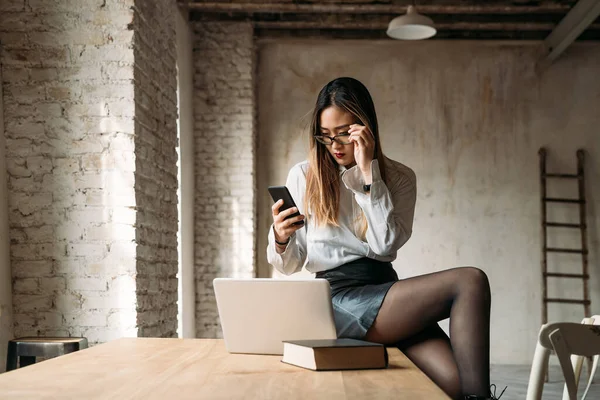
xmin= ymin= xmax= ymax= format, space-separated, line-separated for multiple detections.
xmin=305 ymin=77 xmax=388 ymax=237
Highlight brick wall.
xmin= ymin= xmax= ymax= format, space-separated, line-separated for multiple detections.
xmin=193 ymin=22 xmax=256 ymax=337
xmin=0 ymin=0 xmax=179 ymax=342
xmin=0 ymin=50 xmax=14 ymax=373
xmin=132 ymin=0 xmax=179 ymax=338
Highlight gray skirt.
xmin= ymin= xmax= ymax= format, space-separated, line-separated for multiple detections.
xmin=316 ymin=257 xmax=399 ymax=339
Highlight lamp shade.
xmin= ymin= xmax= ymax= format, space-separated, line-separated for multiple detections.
xmin=386 ymin=5 xmax=436 ymax=40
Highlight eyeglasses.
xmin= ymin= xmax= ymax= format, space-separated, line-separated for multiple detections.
xmin=314 ymin=133 xmax=351 ymax=145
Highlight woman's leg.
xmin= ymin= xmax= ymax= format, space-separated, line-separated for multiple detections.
xmin=364 ymin=267 xmax=491 ymax=397
xmin=397 ymin=324 xmax=461 ymax=399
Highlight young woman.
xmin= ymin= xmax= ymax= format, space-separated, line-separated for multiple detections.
xmin=267 ymin=77 xmax=503 ymax=400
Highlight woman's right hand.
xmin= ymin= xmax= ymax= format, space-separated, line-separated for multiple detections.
xmin=272 ymin=199 xmax=305 ymax=244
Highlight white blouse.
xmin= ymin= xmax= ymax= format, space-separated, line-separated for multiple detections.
xmin=267 ymin=158 xmax=417 ymax=275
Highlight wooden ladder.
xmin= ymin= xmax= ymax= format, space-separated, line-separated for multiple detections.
xmin=539 ymin=148 xmax=591 ymax=382
xmin=539 ymin=148 xmax=590 ymax=325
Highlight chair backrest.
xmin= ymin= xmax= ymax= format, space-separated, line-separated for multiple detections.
xmin=538 ymin=322 xmax=600 ymax=400
xmin=539 ymin=322 xmax=600 ymax=357
xmin=568 ymin=316 xmax=600 ymax=400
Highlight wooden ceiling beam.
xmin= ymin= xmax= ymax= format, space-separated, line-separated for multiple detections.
xmin=179 ymin=1 xmax=572 ymax=15
xmin=254 ymin=29 xmax=565 ymax=41
xmin=541 ymin=0 xmax=600 ymax=64
xmin=253 ymin=21 xmax=595 ymax=31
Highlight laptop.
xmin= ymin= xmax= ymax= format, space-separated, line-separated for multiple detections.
xmin=213 ymin=278 xmax=337 ymax=355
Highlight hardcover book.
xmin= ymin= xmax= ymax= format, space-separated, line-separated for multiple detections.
xmin=281 ymin=338 xmax=388 ymax=371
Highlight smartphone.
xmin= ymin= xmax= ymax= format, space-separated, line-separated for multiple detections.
xmin=268 ymin=186 xmax=304 ymax=226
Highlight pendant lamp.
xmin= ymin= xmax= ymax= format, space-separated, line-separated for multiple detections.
xmin=387 ymin=5 xmax=436 ymax=40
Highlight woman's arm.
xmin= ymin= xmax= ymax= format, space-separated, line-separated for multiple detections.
xmin=342 ymin=159 xmax=416 ymax=256
xmin=266 ymin=164 xmax=309 ymax=275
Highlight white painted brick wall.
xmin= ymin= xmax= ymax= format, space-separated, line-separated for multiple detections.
xmin=1 ymin=0 xmax=179 ymax=342
xmin=193 ymin=22 xmax=256 ymax=338
xmin=133 ymin=0 xmax=179 ymax=338
xmin=0 ymin=0 xmax=135 ymax=340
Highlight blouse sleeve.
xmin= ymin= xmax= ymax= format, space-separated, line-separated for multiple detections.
xmin=341 ymin=159 xmax=416 ymax=256
xmin=266 ymin=164 xmax=308 ymax=275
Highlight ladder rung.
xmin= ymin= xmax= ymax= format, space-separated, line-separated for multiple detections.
xmin=545 ymin=298 xmax=591 ymax=305
xmin=543 ymin=197 xmax=585 ymax=204
xmin=544 ymin=273 xmax=589 ymax=279
xmin=543 ymin=174 xmax=581 ymax=179
xmin=544 ymin=222 xmax=584 ymax=228
xmin=545 ymin=247 xmax=588 ymax=254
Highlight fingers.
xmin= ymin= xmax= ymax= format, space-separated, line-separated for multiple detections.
xmin=350 ymin=132 xmax=368 ymax=148
xmin=348 ymin=125 xmax=375 ymax=169
xmin=273 ymin=211 xmax=305 ymax=242
xmin=287 ymin=214 xmax=305 ymax=226
xmin=350 ymin=132 xmax=372 ymax=155
xmin=272 ymin=203 xmax=303 ymax=226
xmin=276 ymin=206 xmax=300 ymax=221
xmin=348 ymin=124 xmax=373 ymax=138
xmin=271 ymin=199 xmax=284 ymax=215
xmin=348 ymin=125 xmax=374 ymax=148
xmin=272 ymin=202 xmax=304 ymax=241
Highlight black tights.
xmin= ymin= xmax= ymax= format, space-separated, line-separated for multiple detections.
xmin=364 ymin=267 xmax=491 ymax=400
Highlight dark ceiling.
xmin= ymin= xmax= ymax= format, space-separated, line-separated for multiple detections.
xmin=180 ymin=0 xmax=600 ymax=40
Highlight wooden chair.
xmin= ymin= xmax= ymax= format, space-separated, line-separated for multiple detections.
xmin=526 ymin=322 xmax=600 ymax=400
xmin=562 ymin=316 xmax=600 ymax=400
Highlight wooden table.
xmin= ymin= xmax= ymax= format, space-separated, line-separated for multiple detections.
xmin=0 ymin=338 xmax=450 ymax=399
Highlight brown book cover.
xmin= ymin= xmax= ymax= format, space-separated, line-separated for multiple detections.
xmin=281 ymin=338 xmax=388 ymax=371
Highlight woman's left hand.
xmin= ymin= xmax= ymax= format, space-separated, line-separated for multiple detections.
xmin=348 ymin=124 xmax=375 ymax=183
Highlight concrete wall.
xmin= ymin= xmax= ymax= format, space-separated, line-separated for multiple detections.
xmin=193 ymin=22 xmax=256 ymax=338
xmin=0 ymin=0 xmax=179 ymax=342
xmin=256 ymin=40 xmax=600 ymax=364
xmin=176 ymin=8 xmax=196 ymax=338
xmin=0 ymin=65 xmax=14 ymax=373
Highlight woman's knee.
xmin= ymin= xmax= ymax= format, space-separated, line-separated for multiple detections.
xmin=458 ymin=267 xmax=491 ymax=300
